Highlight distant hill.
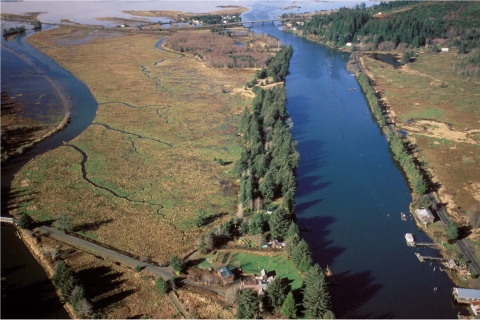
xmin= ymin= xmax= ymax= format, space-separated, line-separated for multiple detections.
xmin=295 ymin=1 xmax=480 ymax=77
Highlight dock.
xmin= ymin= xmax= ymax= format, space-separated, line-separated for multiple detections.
xmin=0 ymin=217 xmax=14 ymax=224
xmin=415 ymin=252 xmax=447 ymax=263
xmin=325 ymin=265 xmax=338 ymax=285
xmin=405 ymin=233 xmax=436 ymax=247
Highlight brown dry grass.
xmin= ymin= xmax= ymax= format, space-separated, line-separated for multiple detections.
xmin=11 ymin=27 xmax=255 ymax=264
xmin=177 ymin=289 xmax=235 ymax=319
xmin=30 ymin=232 xmax=177 ymax=318
xmin=363 ymin=50 xmax=480 ymax=226
xmin=124 ymin=6 xmax=248 ymax=21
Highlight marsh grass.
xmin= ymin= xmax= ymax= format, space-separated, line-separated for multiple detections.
xmin=12 ymin=28 xmax=256 ymax=263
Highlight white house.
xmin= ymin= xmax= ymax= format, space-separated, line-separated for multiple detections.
xmin=442 ymin=48 xmax=449 ymax=52
xmin=453 ymin=288 xmax=480 ymax=303
xmin=346 ymin=42 xmax=352 ymax=47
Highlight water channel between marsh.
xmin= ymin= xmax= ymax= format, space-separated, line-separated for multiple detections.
xmin=245 ymin=3 xmax=461 ymax=318
xmin=0 ymin=4 xmax=464 ymax=319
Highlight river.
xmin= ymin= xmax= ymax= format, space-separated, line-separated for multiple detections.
xmin=244 ymin=2 xmax=462 ymax=319
xmin=0 ymin=2 xmax=465 ymax=318
xmin=1 ymin=27 xmax=98 ymax=318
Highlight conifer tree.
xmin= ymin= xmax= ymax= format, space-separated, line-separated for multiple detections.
xmin=237 ymin=289 xmax=260 ymax=319
xmin=291 ymin=239 xmax=311 ymax=270
xmin=280 ymin=291 xmax=297 ymax=318
xmin=266 ymin=277 xmax=289 ymax=310
xmin=302 ymin=264 xmax=332 ymax=319
xmin=268 ymin=207 xmax=292 ymax=240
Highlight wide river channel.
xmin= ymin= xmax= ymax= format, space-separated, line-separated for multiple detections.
xmin=245 ymin=2 xmax=461 ymax=319
xmin=1 ymin=2 xmax=465 ymax=318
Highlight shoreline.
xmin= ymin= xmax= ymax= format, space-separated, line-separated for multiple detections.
xmin=15 ymin=226 xmax=75 ymax=318
xmin=1 ymin=41 xmax=72 ymax=161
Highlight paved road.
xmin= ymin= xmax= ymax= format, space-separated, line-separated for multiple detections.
xmin=353 ymin=51 xmax=480 ymax=278
xmin=37 ymin=226 xmax=227 ymax=296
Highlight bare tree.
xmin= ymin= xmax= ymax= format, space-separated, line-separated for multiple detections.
xmin=225 ymin=285 xmax=240 ymax=306
xmin=237 ymin=203 xmax=244 ymax=219
xmin=75 ymin=298 xmax=93 ymax=317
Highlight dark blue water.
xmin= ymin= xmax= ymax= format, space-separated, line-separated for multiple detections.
xmin=244 ymin=3 xmax=460 ymax=318
xmin=1 ymin=27 xmax=98 ymax=319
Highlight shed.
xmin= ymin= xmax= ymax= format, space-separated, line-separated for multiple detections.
xmin=442 ymin=48 xmax=449 ymax=52
xmin=217 ymin=266 xmax=234 ymax=285
xmin=453 ymin=288 xmax=480 ymax=303
xmin=346 ymin=42 xmax=352 ymax=47
xmin=415 ymin=208 xmax=435 ymax=225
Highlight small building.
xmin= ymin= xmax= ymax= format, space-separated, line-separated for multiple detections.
xmin=271 ymin=239 xmax=285 ymax=249
xmin=447 ymin=259 xmax=458 ymax=269
xmin=442 ymin=48 xmax=449 ymax=52
xmin=405 ymin=233 xmax=415 ymax=246
xmin=415 ymin=208 xmax=435 ymax=225
xmin=453 ymin=288 xmax=480 ymax=304
xmin=217 ymin=266 xmax=234 ymax=285
xmin=346 ymin=42 xmax=352 ymax=47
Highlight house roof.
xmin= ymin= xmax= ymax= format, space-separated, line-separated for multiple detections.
xmin=454 ymin=288 xmax=480 ymax=299
xmin=415 ymin=208 xmax=434 ymax=219
xmin=218 ymin=266 xmax=233 ymax=279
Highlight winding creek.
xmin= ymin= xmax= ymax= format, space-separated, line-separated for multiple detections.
xmin=244 ymin=3 xmax=461 ymax=318
xmin=0 ymin=3 xmax=467 ymax=318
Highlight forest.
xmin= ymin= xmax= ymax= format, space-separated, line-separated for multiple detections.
xmin=297 ymin=1 xmax=480 ymax=77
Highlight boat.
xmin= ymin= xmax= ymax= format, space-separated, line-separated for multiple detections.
xmin=325 ymin=265 xmax=338 ymax=285
xmin=401 ymin=212 xmax=407 ymax=221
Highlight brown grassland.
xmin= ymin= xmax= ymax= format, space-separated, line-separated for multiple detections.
xmin=24 ymin=228 xmax=179 ymax=318
xmin=12 ymin=27 xmax=256 ymax=267
xmin=124 ymin=5 xmax=248 ymax=21
xmin=361 ymin=50 xmax=480 ymax=232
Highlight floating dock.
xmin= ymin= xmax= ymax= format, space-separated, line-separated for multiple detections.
xmin=415 ymin=252 xmax=447 ymax=263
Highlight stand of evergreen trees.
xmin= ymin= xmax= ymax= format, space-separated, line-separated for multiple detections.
xmin=2 ymin=25 xmax=26 ymax=37
xmin=299 ymin=1 xmax=480 ymax=52
xmin=52 ymin=261 xmax=94 ymax=318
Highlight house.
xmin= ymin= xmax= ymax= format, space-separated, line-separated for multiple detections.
xmin=415 ymin=208 xmax=435 ymax=225
xmin=346 ymin=42 xmax=352 ymax=47
xmin=453 ymin=288 xmax=480 ymax=303
xmin=442 ymin=48 xmax=449 ymax=52
xmin=217 ymin=266 xmax=234 ymax=285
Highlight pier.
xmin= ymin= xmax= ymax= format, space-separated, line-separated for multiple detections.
xmin=415 ymin=253 xmax=448 ymax=263
xmin=0 ymin=217 xmax=14 ymax=224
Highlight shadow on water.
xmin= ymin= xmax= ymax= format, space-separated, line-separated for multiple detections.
xmin=1 ymin=278 xmax=66 ymax=319
xmin=299 ymin=215 xmax=345 ymax=267
xmin=331 ymin=270 xmax=385 ymax=319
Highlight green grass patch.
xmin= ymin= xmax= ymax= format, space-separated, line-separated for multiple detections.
xmin=399 ymin=108 xmax=443 ymax=122
xmin=76 ymin=231 xmax=99 ymax=240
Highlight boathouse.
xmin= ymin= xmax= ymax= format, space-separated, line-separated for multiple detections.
xmin=415 ymin=207 xmax=435 ymax=225
xmin=453 ymin=288 xmax=480 ymax=303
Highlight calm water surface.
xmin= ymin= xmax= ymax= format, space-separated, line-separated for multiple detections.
xmin=244 ymin=2 xmax=461 ymax=318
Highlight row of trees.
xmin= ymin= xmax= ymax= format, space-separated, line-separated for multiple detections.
xmin=164 ymin=32 xmax=273 ymax=68
xmin=2 ymin=25 xmax=26 ymax=37
xmin=52 ymin=261 xmax=93 ymax=317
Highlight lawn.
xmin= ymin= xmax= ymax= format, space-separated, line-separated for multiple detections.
xmin=197 ymin=251 xmax=304 ymax=289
